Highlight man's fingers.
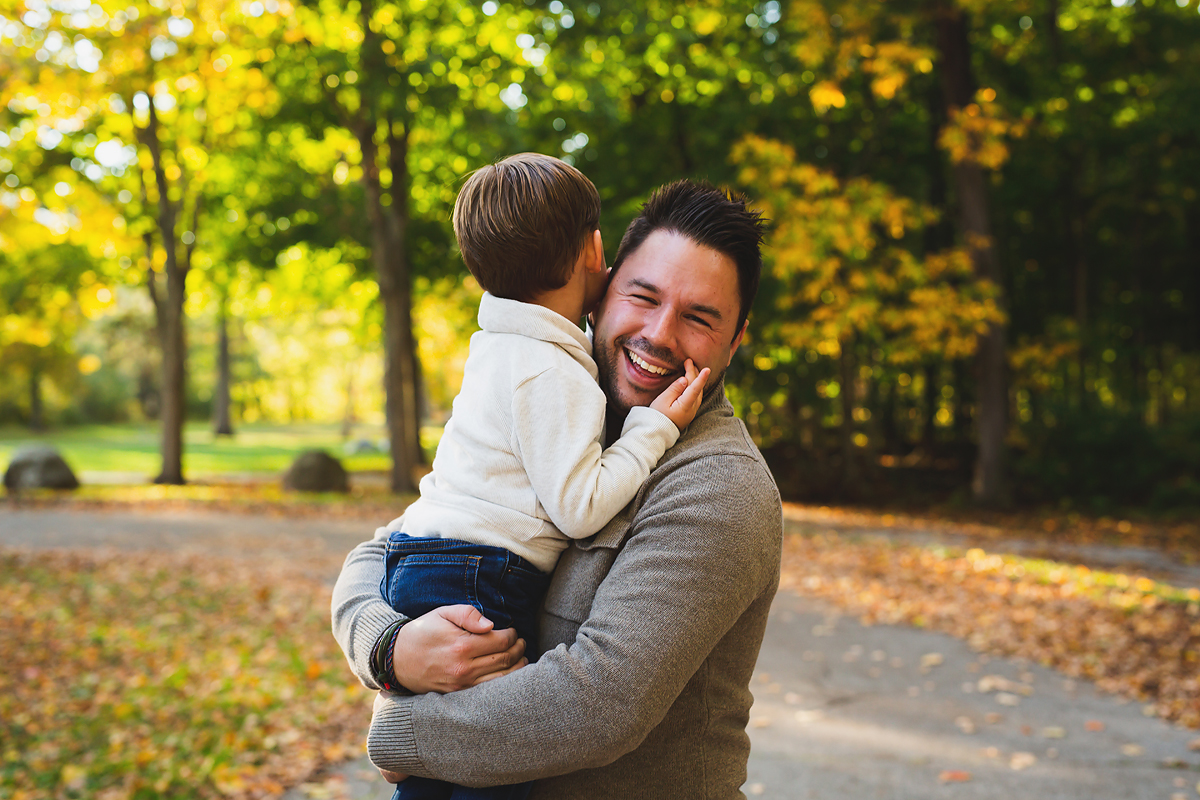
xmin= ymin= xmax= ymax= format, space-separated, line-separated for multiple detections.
xmin=437 ymin=604 xmax=495 ymax=634
xmin=471 ymin=634 xmax=525 ymax=671
xmin=472 ymin=656 xmax=529 ymax=686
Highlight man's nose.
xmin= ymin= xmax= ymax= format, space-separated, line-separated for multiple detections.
xmin=642 ymin=307 xmax=680 ymax=351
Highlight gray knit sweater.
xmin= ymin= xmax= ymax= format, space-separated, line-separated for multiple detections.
xmin=330 ymin=385 xmax=782 ymax=799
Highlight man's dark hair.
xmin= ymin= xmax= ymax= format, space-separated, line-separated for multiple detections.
xmin=453 ymin=153 xmax=601 ymax=302
xmin=611 ymin=180 xmax=766 ymax=334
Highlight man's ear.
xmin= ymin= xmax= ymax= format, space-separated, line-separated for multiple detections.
xmin=727 ymin=319 xmax=749 ymax=366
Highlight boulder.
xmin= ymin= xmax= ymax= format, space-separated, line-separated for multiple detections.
xmin=3 ymin=446 xmax=80 ymax=491
xmin=282 ymin=450 xmax=349 ymax=493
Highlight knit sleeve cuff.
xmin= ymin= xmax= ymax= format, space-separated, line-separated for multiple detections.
xmin=623 ymin=405 xmax=682 ymax=449
xmin=366 ymin=692 xmax=423 ymax=774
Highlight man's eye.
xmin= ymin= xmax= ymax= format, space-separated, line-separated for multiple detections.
xmin=687 ymin=315 xmax=713 ymax=329
xmin=631 ymin=294 xmax=655 ymax=304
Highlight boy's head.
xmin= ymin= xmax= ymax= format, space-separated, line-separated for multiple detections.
xmin=453 ymin=153 xmax=601 ymax=302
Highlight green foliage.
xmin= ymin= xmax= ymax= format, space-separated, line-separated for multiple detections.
xmin=2 ymin=0 xmax=1199 ymax=506
xmin=1015 ymin=405 xmax=1200 ymax=512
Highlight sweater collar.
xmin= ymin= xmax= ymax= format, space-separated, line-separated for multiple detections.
xmin=477 ymin=292 xmax=596 ymax=377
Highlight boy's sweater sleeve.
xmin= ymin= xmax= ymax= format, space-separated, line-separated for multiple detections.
xmin=511 ymin=366 xmax=679 ymax=539
xmin=363 ymin=452 xmax=782 ymax=786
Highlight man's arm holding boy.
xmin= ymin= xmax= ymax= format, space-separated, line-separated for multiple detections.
xmin=336 ymin=451 xmax=781 ymax=787
xmin=330 ymin=527 xmax=526 ymax=694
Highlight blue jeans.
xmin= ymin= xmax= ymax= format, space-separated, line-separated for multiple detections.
xmin=381 ymin=532 xmax=551 ymax=800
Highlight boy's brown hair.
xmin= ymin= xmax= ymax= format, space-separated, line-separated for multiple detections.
xmin=452 ymin=153 xmax=601 ymax=302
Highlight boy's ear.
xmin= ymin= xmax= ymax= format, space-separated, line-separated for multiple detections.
xmin=584 ymin=229 xmax=606 ymax=274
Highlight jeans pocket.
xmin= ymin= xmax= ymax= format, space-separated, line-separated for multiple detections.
xmin=384 ymin=554 xmax=483 ymax=620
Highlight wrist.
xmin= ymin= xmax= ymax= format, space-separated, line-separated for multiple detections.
xmin=371 ymin=618 xmax=410 ymax=693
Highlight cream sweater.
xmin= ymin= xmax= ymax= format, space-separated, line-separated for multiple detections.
xmin=399 ymin=293 xmax=679 ymax=572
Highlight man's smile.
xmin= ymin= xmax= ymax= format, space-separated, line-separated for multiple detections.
xmin=625 ymin=347 xmax=675 ymax=378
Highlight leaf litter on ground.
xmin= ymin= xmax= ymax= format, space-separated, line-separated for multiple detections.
xmin=781 ymin=530 xmax=1200 ymax=728
xmin=0 ymin=547 xmax=371 ymax=799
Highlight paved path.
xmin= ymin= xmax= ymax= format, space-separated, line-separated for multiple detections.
xmin=3 ymin=505 xmax=1198 ymax=799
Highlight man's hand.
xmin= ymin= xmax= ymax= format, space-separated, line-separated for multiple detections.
xmin=650 ymin=359 xmax=710 ymax=431
xmin=391 ymin=605 xmax=527 ymax=694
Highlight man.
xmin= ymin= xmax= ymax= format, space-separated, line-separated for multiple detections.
xmin=332 ymin=180 xmax=782 ymax=798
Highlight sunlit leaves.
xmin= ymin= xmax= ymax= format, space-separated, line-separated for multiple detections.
xmin=734 ymin=134 xmax=1002 ymax=364
xmin=938 ymin=88 xmax=1027 ymax=170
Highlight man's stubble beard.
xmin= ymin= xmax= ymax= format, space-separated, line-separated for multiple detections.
xmin=594 ymin=333 xmax=728 ymax=428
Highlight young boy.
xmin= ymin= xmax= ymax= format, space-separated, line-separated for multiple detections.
xmin=373 ymin=153 xmax=708 ymax=800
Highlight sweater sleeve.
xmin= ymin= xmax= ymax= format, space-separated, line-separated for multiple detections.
xmin=511 ymin=366 xmax=679 ymax=539
xmin=330 ymin=523 xmax=408 ymax=689
xmin=364 ymin=452 xmax=782 ymax=785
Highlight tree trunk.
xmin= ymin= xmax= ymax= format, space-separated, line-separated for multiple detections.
xmin=935 ymin=5 xmax=1008 ymax=506
xmin=839 ymin=339 xmax=858 ymax=494
xmin=341 ymin=364 xmax=356 ymax=440
xmin=880 ymin=378 xmax=899 ymax=454
xmin=140 ymin=99 xmax=188 ymax=485
xmin=921 ymin=363 xmax=938 ymax=456
xmin=952 ymin=359 xmax=971 ymax=443
xmin=213 ymin=298 xmax=234 ymax=437
xmin=29 ymin=368 xmax=43 ymax=432
xmin=359 ymin=120 xmax=421 ymax=493
xmin=1067 ymin=166 xmax=1089 ymax=408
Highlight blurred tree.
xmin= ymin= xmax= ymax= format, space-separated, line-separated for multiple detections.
xmin=256 ymin=0 xmax=534 ymax=492
xmin=735 ymin=134 xmax=1001 ymax=493
xmin=0 ymin=104 xmax=122 ymax=427
xmin=0 ymin=0 xmax=276 ymax=481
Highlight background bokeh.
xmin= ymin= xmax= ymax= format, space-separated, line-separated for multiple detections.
xmin=2 ymin=0 xmax=1198 ymax=510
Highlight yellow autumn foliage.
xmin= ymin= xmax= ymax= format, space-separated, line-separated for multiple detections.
xmin=938 ymin=88 xmax=1028 ymax=170
xmin=733 ymin=135 xmax=1003 ymax=364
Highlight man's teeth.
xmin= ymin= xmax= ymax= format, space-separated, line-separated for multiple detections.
xmin=628 ymin=350 xmax=670 ymax=376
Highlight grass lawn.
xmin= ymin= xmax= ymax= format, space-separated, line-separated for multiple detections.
xmin=0 ymin=422 xmax=444 ymax=479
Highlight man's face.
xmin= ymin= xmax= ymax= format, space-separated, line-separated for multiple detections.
xmin=593 ymin=229 xmax=747 ymax=419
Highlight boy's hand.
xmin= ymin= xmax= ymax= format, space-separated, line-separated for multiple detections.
xmin=649 ymin=359 xmax=710 ymax=431
xmin=391 ymin=605 xmax=527 ymax=694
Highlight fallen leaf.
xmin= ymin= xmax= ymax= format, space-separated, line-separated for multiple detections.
xmin=751 ymin=717 xmax=772 ymax=728
xmin=1121 ymin=743 xmax=1145 ymax=757
xmin=1042 ymin=726 xmax=1066 ymax=739
xmin=1189 ymin=737 xmax=1200 ymax=751
xmin=955 ymin=716 xmax=976 ymax=734
xmin=939 ymin=770 xmax=972 ymax=783
xmin=1085 ymin=720 xmax=1106 ymax=732
xmin=778 ymin=530 xmax=1200 ymax=729
xmin=1010 ymin=752 xmax=1037 ymax=771
xmin=921 ymin=653 xmax=945 ymax=668
xmin=747 ymin=783 xmax=765 ymax=796
xmin=996 ymin=692 xmax=1021 ymax=706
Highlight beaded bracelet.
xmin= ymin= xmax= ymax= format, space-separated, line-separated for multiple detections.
xmin=371 ymin=618 xmax=409 ymax=693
